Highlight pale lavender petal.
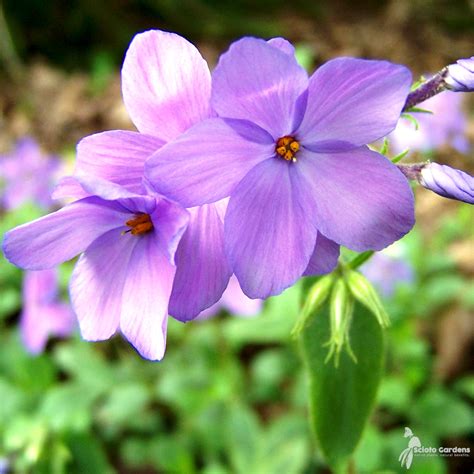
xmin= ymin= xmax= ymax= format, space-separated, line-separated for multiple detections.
xmin=169 ymin=201 xmax=232 ymax=321
xmin=297 ymin=58 xmax=412 ymax=151
xmin=120 ymin=235 xmax=174 ymax=361
xmin=446 ymin=57 xmax=474 ymax=92
xmin=70 ymin=229 xmax=137 ymax=341
xmin=220 ymin=275 xmax=262 ymax=316
xmin=303 ymin=233 xmax=340 ymax=276
xmin=225 ymin=159 xmax=318 ymax=298
xmin=267 ymin=37 xmax=295 ymax=56
xmin=211 ymin=37 xmax=308 ymax=138
xmin=76 ymin=131 xmax=165 ymax=193
xmin=420 ymin=163 xmax=474 ymax=204
xmin=145 ymin=117 xmax=274 ymax=207
xmin=3 ymin=197 xmax=130 ymax=270
xmin=51 ymin=176 xmax=91 ymax=201
xmin=297 ymin=147 xmax=415 ymax=251
xmin=122 ymin=30 xmax=211 ymax=141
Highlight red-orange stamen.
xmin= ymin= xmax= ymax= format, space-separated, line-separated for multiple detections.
xmin=276 ymin=136 xmax=300 ymax=162
xmin=124 ymin=213 xmax=153 ymax=236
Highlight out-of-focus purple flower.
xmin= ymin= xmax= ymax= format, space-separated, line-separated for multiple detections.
xmin=20 ymin=268 xmax=75 ymax=355
xmin=0 ymin=138 xmax=60 ymax=210
xmin=3 ymin=177 xmax=189 ymax=360
xmin=54 ymin=30 xmax=232 ymax=321
xmin=419 ymin=163 xmax=474 ymax=204
xmin=146 ymin=38 xmax=415 ymax=299
xmin=389 ymin=91 xmax=469 ymax=154
xmin=360 ymin=251 xmax=414 ymax=298
xmin=445 ymin=56 xmax=474 ymax=92
xmin=198 ymin=275 xmax=263 ymax=319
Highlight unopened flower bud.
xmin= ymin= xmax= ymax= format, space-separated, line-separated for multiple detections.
xmin=445 ymin=56 xmax=474 ymax=92
xmin=420 ymin=163 xmax=474 ymax=204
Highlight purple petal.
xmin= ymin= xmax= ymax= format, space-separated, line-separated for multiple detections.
xmin=145 ymin=117 xmax=274 ymax=207
xmin=211 ymin=37 xmax=308 ymax=138
xmin=297 ymin=147 xmax=415 ymax=251
xmin=220 ymin=275 xmax=263 ymax=316
xmin=303 ymin=233 xmax=340 ymax=276
xmin=225 ymin=159 xmax=318 ymax=298
xmin=51 ymin=176 xmax=92 ymax=201
xmin=446 ymin=57 xmax=474 ymax=92
xmin=121 ymin=30 xmax=211 ymax=141
xmin=120 ymin=235 xmax=175 ymax=361
xmin=70 ymin=230 xmax=137 ymax=341
xmin=420 ymin=163 xmax=474 ymax=204
xmin=3 ymin=197 xmax=129 ymax=270
xmin=169 ymin=201 xmax=232 ymax=321
xmin=267 ymin=37 xmax=295 ymax=56
xmin=297 ymin=58 xmax=412 ymax=151
xmin=76 ymin=131 xmax=165 ymax=193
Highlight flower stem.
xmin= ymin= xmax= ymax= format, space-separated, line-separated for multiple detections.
xmin=347 ymin=251 xmax=375 ymax=270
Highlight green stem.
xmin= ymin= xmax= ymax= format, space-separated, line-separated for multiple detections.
xmin=347 ymin=251 xmax=375 ymax=270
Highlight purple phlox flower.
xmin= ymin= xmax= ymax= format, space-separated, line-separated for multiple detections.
xmin=53 ymin=29 xmax=232 ymax=321
xmin=145 ymin=37 xmax=415 ymax=299
xmin=419 ymin=162 xmax=474 ymax=204
xmin=388 ymin=91 xmax=469 ymax=154
xmin=0 ymin=137 xmax=61 ymax=210
xmin=360 ymin=246 xmax=414 ymax=298
xmin=197 ymin=275 xmax=263 ymax=319
xmin=445 ymin=56 xmax=474 ymax=92
xmin=20 ymin=267 xmax=75 ymax=355
xmin=3 ymin=176 xmax=189 ymax=360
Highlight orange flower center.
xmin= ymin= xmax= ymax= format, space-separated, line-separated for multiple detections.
xmin=124 ymin=214 xmax=153 ymax=236
xmin=276 ymin=136 xmax=300 ymax=162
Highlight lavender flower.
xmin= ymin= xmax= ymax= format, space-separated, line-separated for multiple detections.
xmin=445 ymin=56 xmax=474 ymax=92
xmin=389 ymin=91 xmax=469 ymax=154
xmin=419 ymin=163 xmax=474 ymax=204
xmin=20 ymin=268 xmax=75 ymax=354
xmin=3 ymin=177 xmax=189 ymax=360
xmin=0 ymin=138 xmax=60 ymax=210
xmin=146 ymin=38 xmax=415 ymax=298
xmin=54 ymin=30 xmax=232 ymax=320
xmin=198 ymin=275 xmax=262 ymax=319
xmin=360 ymin=251 xmax=414 ymax=298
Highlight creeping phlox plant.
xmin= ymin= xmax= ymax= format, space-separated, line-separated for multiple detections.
xmin=2 ymin=30 xmax=473 ymax=472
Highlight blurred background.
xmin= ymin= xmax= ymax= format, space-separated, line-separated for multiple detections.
xmin=0 ymin=0 xmax=473 ymax=472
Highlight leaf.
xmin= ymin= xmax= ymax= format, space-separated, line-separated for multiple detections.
xmin=299 ymin=301 xmax=385 ymax=471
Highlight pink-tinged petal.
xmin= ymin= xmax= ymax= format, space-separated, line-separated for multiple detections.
xmin=149 ymin=198 xmax=190 ymax=265
xmin=169 ymin=201 xmax=232 ymax=321
xmin=3 ymin=197 xmax=129 ymax=270
xmin=122 ymin=30 xmax=211 ymax=141
xmin=267 ymin=37 xmax=295 ymax=56
xmin=76 ymin=131 xmax=165 ymax=193
xmin=225 ymin=159 xmax=318 ymax=299
xmin=51 ymin=176 xmax=92 ymax=201
xmin=70 ymin=229 xmax=137 ymax=341
xmin=297 ymin=147 xmax=415 ymax=251
xmin=211 ymin=37 xmax=308 ymax=138
xmin=145 ymin=117 xmax=274 ymax=207
xmin=221 ymin=275 xmax=262 ymax=316
xmin=120 ymin=235 xmax=174 ymax=361
xmin=303 ymin=233 xmax=340 ymax=276
xmin=297 ymin=58 xmax=412 ymax=150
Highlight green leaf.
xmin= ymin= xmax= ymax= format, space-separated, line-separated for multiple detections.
xmin=299 ymin=301 xmax=385 ymax=471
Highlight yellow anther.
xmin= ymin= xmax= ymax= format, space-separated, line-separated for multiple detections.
xmin=275 ymin=136 xmax=300 ymax=162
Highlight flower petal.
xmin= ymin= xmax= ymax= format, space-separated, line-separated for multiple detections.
xmin=297 ymin=147 xmax=415 ymax=251
xmin=225 ymin=159 xmax=318 ymax=299
xmin=76 ymin=131 xmax=165 ymax=193
xmin=122 ymin=30 xmax=211 ymax=141
xmin=211 ymin=37 xmax=308 ymax=138
xmin=51 ymin=176 xmax=91 ymax=201
xmin=297 ymin=58 xmax=412 ymax=151
xmin=267 ymin=37 xmax=295 ymax=56
xmin=169 ymin=201 xmax=232 ymax=321
xmin=70 ymin=229 xmax=136 ymax=341
xmin=303 ymin=233 xmax=340 ymax=276
xmin=120 ymin=235 xmax=175 ymax=360
xmin=145 ymin=117 xmax=274 ymax=207
xmin=3 ymin=197 xmax=129 ymax=270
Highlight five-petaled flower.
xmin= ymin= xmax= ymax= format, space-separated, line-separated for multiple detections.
xmin=146 ymin=37 xmax=416 ymax=298
xmin=4 ymin=177 xmax=189 ymax=360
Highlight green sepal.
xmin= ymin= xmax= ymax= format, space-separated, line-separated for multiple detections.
xmin=345 ymin=270 xmax=390 ymax=328
xmin=391 ymin=149 xmax=410 ymax=164
xmin=401 ymin=113 xmax=419 ymax=130
xmin=404 ymin=106 xmax=433 ymax=114
xmin=291 ymin=274 xmax=334 ymax=338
